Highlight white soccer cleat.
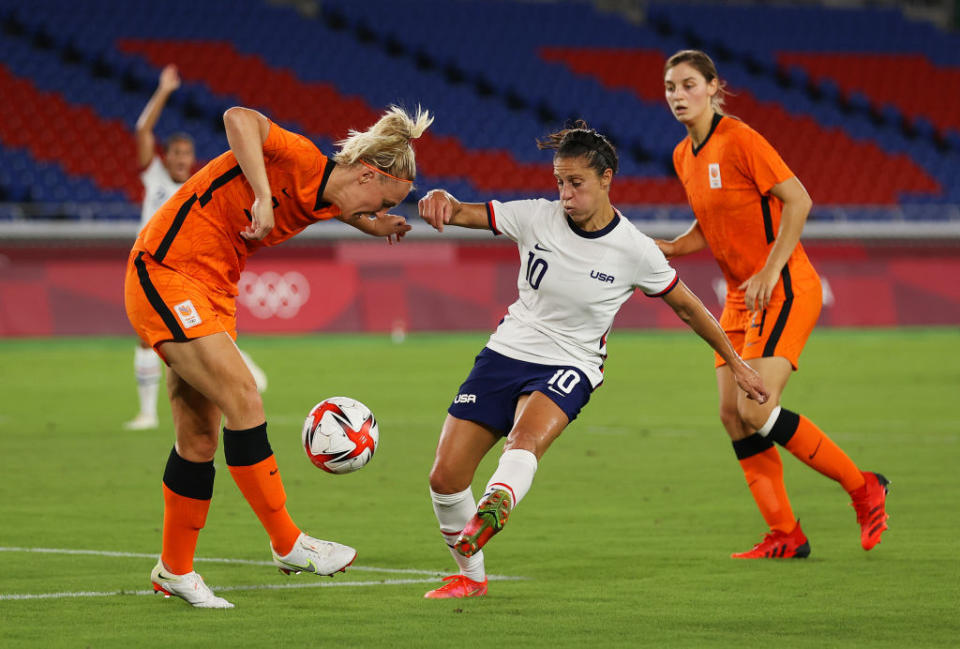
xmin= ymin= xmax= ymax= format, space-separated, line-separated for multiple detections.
xmin=123 ymin=412 xmax=159 ymax=430
xmin=272 ymin=533 xmax=357 ymax=576
xmin=238 ymin=349 xmax=268 ymax=393
xmin=150 ymin=560 xmax=234 ymax=609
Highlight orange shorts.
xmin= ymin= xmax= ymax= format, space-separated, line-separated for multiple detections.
xmin=124 ymin=250 xmax=237 ymax=361
xmin=715 ymin=289 xmax=822 ymax=371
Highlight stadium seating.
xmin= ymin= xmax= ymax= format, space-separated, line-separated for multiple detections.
xmin=0 ymin=0 xmax=957 ymax=219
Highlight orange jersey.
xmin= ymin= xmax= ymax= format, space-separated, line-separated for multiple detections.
xmin=673 ymin=115 xmax=820 ymax=307
xmin=134 ymin=121 xmax=341 ymax=295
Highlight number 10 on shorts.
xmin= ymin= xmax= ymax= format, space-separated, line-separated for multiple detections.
xmin=547 ymin=369 xmax=581 ymax=395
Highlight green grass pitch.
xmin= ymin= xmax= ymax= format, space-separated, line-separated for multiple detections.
xmin=0 ymin=328 xmax=958 ymax=648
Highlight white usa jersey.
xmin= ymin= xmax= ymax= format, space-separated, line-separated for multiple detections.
xmin=485 ymin=199 xmax=679 ymax=387
xmin=140 ymin=157 xmax=182 ymax=225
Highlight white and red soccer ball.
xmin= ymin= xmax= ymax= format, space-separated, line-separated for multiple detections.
xmin=302 ymin=397 xmax=379 ymax=474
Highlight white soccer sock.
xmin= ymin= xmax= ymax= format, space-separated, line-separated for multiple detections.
xmin=484 ymin=448 xmax=538 ymax=508
xmin=430 ymin=487 xmax=485 ymax=582
xmin=134 ymin=346 xmax=162 ymax=417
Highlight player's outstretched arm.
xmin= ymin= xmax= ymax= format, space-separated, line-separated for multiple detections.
xmin=223 ymin=107 xmax=274 ymax=241
xmin=338 ymin=212 xmax=413 ymax=245
xmin=655 ymin=220 xmax=707 ymax=260
xmin=661 ymin=280 xmax=769 ymax=403
xmin=418 ymin=189 xmax=490 ymax=232
xmin=135 ymin=64 xmax=181 ymax=169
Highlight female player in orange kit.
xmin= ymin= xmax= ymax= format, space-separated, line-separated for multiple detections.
xmin=659 ymin=50 xmax=889 ymax=558
xmin=125 ymin=104 xmax=431 ymax=606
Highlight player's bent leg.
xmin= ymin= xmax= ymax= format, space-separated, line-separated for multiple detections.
xmin=456 ymin=393 xmax=567 ymax=558
xmin=155 ymin=370 xmax=222 ymax=601
xmin=743 ymin=357 xmax=889 ymax=548
xmin=425 ymin=415 xmax=499 ymax=598
xmin=160 ymin=333 xmax=264 ymax=430
xmin=429 ymin=415 xmax=501 ymax=495
xmin=166 ymin=367 xmax=222 ymax=461
xmin=719 ymin=364 xmax=800 ymax=549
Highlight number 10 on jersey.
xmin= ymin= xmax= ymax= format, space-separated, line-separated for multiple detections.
xmin=526 ymin=252 xmax=548 ymax=290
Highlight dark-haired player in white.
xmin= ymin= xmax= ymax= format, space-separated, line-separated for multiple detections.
xmin=417 ymin=122 xmax=769 ymax=599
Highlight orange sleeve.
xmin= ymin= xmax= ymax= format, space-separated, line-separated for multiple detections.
xmin=262 ymin=120 xmax=322 ymax=172
xmin=736 ymin=127 xmax=794 ymax=195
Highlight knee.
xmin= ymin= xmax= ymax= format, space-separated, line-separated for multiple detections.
xmin=503 ymin=427 xmax=543 ymax=456
xmin=718 ymin=404 xmax=743 ymax=436
xmin=737 ymin=400 xmax=774 ymax=434
xmin=177 ymin=434 xmax=218 ymax=463
xmin=429 ymin=462 xmax=470 ymax=495
xmin=223 ymin=380 xmax=264 ymax=426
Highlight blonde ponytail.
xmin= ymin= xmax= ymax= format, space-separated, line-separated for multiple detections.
xmin=334 ymin=105 xmax=433 ymax=181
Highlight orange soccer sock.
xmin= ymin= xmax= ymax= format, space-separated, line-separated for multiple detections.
xmin=224 ymin=423 xmax=301 ymax=556
xmin=767 ymin=408 xmax=865 ymax=493
xmin=732 ymin=434 xmax=797 ymax=533
xmin=160 ymin=448 xmax=214 ymax=575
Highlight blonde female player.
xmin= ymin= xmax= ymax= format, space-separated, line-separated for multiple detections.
xmin=125 ymin=63 xmax=267 ymax=431
xmin=417 ymin=122 xmax=769 ymax=599
xmin=659 ymin=49 xmax=889 ymax=559
xmin=124 ymin=104 xmax=431 ymax=607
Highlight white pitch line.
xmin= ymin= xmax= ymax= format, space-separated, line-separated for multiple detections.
xmin=0 ymin=578 xmax=445 ymax=601
xmin=0 ymin=546 xmax=527 ymax=601
xmin=0 ymin=546 xmax=447 ymax=576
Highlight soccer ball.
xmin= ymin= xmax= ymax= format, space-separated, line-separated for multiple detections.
xmin=302 ymin=397 xmax=379 ymax=474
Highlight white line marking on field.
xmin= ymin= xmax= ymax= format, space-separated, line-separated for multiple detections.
xmin=0 ymin=547 xmax=527 ymax=601
xmin=0 ymin=547 xmax=444 ymax=576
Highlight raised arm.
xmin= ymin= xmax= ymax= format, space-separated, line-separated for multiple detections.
xmin=739 ymin=176 xmax=812 ymax=311
xmin=135 ymin=65 xmax=181 ymax=169
xmin=661 ymin=280 xmax=768 ymax=403
xmin=223 ymin=106 xmax=273 ymax=240
xmin=418 ymin=189 xmax=491 ymax=232
xmin=655 ymin=220 xmax=708 ymax=260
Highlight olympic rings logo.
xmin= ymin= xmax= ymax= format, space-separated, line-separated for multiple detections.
xmin=238 ymin=271 xmax=311 ymax=319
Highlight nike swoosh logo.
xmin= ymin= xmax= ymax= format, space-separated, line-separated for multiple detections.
xmin=808 ymin=439 xmax=823 ymax=460
xmin=270 ymin=468 xmax=279 ymax=475
xmin=281 ymin=557 xmax=317 ymax=573
xmin=534 ymin=243 xmax=552 ymax=252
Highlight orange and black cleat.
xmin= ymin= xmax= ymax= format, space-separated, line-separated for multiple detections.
xmin=732 ymin=521 xmax=811 ymax=559
xmin=850 ymin=471 xmax=890 ymax=551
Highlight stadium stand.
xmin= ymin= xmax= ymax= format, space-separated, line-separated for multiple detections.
xmin=0 ymin=0 xmax=957 ymax=226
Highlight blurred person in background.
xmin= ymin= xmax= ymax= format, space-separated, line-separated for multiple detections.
xmin=125 ymin=64 xmax=266 ymax=431
xmin=659 ymin=49 xmax=889 ymax=559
